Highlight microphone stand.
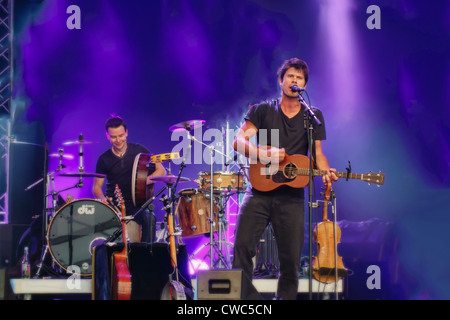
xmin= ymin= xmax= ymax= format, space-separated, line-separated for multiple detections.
xmin=296 ymin=90 xmax=321 ymax=300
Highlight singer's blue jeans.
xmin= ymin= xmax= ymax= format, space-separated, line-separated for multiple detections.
xmin=232 ymin=187 xmax=305 ymax=300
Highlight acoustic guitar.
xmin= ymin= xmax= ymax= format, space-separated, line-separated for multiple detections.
xmin=111 ymin=185 xmax=132 ymax=300
xmin=249 ymin=150 xmax=385 ymax=192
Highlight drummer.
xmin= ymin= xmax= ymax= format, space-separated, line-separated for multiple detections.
xmin=93 ymin=115 xmax=166 ymax=243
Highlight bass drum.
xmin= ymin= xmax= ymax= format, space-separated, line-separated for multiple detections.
xmin=47 ymin=199 xmax=123 ymax=276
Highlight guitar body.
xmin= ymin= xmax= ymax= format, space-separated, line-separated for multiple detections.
xmin=249 ymin=153 xmax=311 ymax=192
xmin=111 ymin=185 xmax=132 ymax=300
xmin=249 ymin=149 xmax=385 ymax=192
xmin=112 ymin=252 xmax=132 ymax=300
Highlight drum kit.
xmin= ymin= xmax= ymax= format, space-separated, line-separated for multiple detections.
xmin=150 ymin=119 xmax=247 ymax=271
xmin=27 ymin=121 xmax=248 ymax=279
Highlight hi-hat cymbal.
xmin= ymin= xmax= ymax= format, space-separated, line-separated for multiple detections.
xmin=169 ymin=120 xmax=205 ymax=132
xmin=59 ymin=172 xmax=105 ymax=178
xmin=62 ymin=140 xmax=97 ymax=145
xmin=49 ymin=153 xmax=74 ymax=160
xmin=148 ymin=175 xmax=190 ymax=184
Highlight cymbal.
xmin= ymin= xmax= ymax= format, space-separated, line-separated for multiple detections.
xmin=148 ymin=175 xmax=190 ymax=184
xmin=169 ymin=119 xmax=205 ymax=132
xmin=59 ymin=172 xmax=105 ymax=178
xmin=62 ymin=140 xmax=97 ymax=145
xmin=49 ymin=153 xmax=74 ymax=160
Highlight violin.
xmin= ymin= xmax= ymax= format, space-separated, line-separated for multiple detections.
xmin=111 ymin=185 xmax=132 ymax=300
xmin=312 ymin=182 xmax=347 ymax=283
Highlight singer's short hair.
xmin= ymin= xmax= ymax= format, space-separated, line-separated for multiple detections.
xmin=277 ymin=58 xmax=309 ymax=84
xmin=105 ymin=115 xmax=127 ymax=132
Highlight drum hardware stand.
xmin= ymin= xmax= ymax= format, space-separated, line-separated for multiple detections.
xmin=24 ymin=147 xmax=83 ymax=278
xmin=157 ymin=134 xmax=192 ymax=245
xmin=188 ymin=192 xmax=235 ymax=272
xmin=184 ymin=130 xmax=237 ymax=270
xmin=105 ymin=184 xmax=168 ymax=244
xmin=254 ymin=223 xmax=279 ymax=278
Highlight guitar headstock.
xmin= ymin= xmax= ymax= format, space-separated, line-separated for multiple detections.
xmin=361 ymin=171 xmax=385 ymax=186
xmin=114 ymin=184 xmax=125 ymax=216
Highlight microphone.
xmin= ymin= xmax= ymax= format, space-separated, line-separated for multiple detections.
xmin=291 ymin=85 xmax=306 ymax=93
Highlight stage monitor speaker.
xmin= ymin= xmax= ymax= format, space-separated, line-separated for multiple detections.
xmin=197 ymin=269 xmax=262 ymax=300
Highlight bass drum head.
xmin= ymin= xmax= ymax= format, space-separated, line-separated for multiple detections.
xmin=47 ymin=199 xmax=122 ymax=276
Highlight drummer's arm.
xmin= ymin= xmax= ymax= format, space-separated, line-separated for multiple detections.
xmin=93 ymin=177 xmax=109 ymax=203
xmin=147 ymin=162 xmax=166 ymax=184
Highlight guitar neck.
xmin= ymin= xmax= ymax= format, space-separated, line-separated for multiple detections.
xmin=249 ymin=153 xmax=385 ymax=192
xmin=295 ymin=168 xmax=363 ymax=181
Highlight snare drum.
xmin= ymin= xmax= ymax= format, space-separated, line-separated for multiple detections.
xmin=47 ymin=199 xmax=123 ymax=276
xmin=176 ymin=189 xmax=219 ymax=238
xmin=197 ymin=171 xmax=244 ymax=193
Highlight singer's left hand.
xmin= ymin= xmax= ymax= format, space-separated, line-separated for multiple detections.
xmin=322 ymin=168 xmax=338 ymax=184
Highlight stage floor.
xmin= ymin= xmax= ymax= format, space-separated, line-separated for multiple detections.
xmin=9 ymin=277 xmax=343 ymax=299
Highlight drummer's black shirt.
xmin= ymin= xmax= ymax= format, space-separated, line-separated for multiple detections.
xmin=95 ymin=143 xmax=149 ymax=208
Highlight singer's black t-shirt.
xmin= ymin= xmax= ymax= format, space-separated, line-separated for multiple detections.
xmin=244 ymin=98 xmax=326 ymax=156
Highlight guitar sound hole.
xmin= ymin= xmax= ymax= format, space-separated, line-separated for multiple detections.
xmin=283 ymin=163 xmax=297 ymax=180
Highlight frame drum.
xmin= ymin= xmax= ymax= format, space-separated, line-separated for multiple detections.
xmin=131 ymin=153 xmax=155 ymax=207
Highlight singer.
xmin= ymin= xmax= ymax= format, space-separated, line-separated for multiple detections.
xmin=93 ymin=115 xmax=166 ymax=242
xmin=232 ymin=57 xmax=338 ymax=299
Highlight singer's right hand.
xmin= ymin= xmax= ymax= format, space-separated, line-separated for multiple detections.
xmin=259 ymin=146 xmax=285 ymax=163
